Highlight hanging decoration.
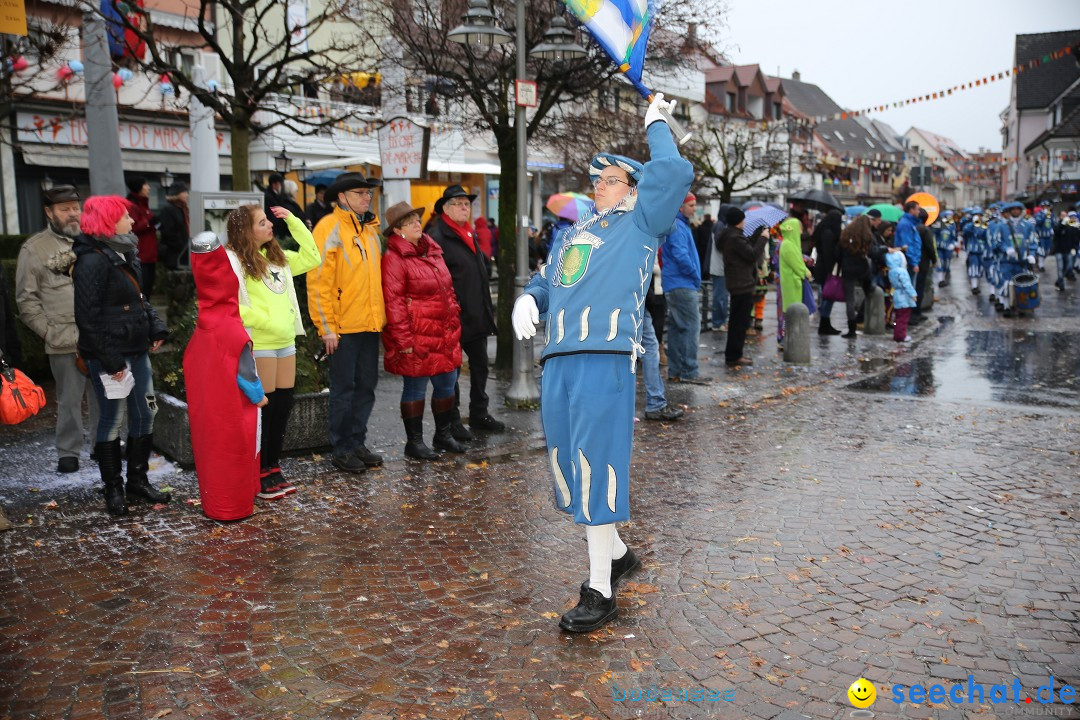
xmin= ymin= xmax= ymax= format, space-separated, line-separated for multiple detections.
xmin=67 ymin=60 xmax=84 ymax=75
xmin=159 ymin=73 xmax=174 ymax=96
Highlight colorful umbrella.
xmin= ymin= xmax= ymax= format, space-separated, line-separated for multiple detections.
xmin=906 ymin=191 xmax=940 ymax=226
xmin=545 ymin=192 xmax=593 ymax=222
xmin=845 ymin=205 xmax=868 ymax=217
xmin=864 ymin=204 xmax=903 ymax=222
xmin=743 ymin=206 xmax=789 ymax=237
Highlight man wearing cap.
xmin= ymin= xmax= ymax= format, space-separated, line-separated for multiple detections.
xmin=512 ymin=93 xmax=693 ymax=633
xmin=661 ymin=192 xmax=709 ymax=384
xmin=307 ymin=171 xmax=387 ymax=473
xmin=428 ymin=184 xmax=504 ymax=437
xmin=993 ymin=203 xmax=1036 ymax=317
xmin=158 ymin=181 xmax=190 ymax=270
xmin=15 ymin=186 xmax=98 ymax=473
xmin=307 ymin=184 xmax=333 ymax=229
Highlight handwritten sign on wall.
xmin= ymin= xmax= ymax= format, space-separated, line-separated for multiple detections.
xmin=17 ymin=113 xmax=232 ymax=154
xmin=378 ymin=117 xmax=429 ymax=180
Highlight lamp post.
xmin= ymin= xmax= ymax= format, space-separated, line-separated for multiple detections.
xmin=160 ymin=168 xmax=174 ymax=189
xmin=274 ymin=147 xmax=293 ymax=175
xmin=785 ymin=117 xmax=795 ymax=205
xmin=449 ymin=0 xmax=585 ymax=406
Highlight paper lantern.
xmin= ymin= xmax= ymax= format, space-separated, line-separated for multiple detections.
xmin=207 ymin=79 xmax=219 ymax=92
xmin=11 ymin=56 xmax=28 ymax=72
xmin=160 ymin=81 xmax=174 ymax=96
xmin=56 ymin=65 xmax=74 ymax=81
xmin=68 ymin=60 xmax=84 ymax=74
xmin=118 ymin=68 xmax=133 ymax=82
xmin=112 ymin=73 xmax=124 ymax=89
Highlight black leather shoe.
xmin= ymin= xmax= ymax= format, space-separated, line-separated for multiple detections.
xmin=352 ymin=445 xmax=383 ymax=467
xmin=332 ymin=453 xmax=367 ymax=473
xmin=559 ymin=586 xmax=617 ymax=633
xmin=644 ymin=405 xmax=684 ymax=421
xmin=469 ymin=413 xmax=505 ymax=432
xmin=449 ymin=419 xmax=474 ymax=442
xmin=57 ymin=457 xmax=79 ymax=473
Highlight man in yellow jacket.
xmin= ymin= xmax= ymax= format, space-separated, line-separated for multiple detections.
xmin=308 ymin=172 xmax=387 ymax=473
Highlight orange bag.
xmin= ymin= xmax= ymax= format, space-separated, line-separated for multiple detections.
xmin=0 ymin=350 xmax=46 ymax=425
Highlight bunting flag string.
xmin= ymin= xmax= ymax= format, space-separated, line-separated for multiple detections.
xmin=761 ymin=43 xmax=1075 ymax=127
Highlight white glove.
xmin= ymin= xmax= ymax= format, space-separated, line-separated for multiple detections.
xmin=1006 ymin=247 xmax=1018 ymax=259
xmin=1025 ymin=255 xmax=1036 ymax=265
xmin=645 ymin=92 xmax=677 ymax=128
xmin=512 ymin=293 xmax=539 ymax=340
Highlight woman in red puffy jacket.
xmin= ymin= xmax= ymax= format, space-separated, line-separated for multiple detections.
xmin=381 ymin=202 xmax=465 ymax=460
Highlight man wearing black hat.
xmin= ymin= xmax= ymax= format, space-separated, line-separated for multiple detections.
xmin=15 ymin=185 xmax=99 ymax=472
xmin=158 ymin=181 xmax=190 ymax=270
xmin=307 ymin=171 xmax=387 ymax=473
xmin=428 ymin=184 xmax=504 ymax=436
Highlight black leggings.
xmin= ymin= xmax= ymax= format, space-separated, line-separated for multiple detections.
xmin=725 ymin=292 xmax=755 ymax=364
xmin=842 ymin=276 xmax=873 ymax=327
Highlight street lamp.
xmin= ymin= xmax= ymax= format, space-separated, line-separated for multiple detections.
xmin=449 ymin=1 xmax=585 ymax=406
xmin=274 ymin=147 xmax=293 ymax=174
xmin=784 ymin=117 xmax=795 ymax=204
xmin=160 ymin=168 xmax=174 ymax=189
xmin=40 ymin=175 xmax=54 ymax=192
xmin=298 ymin=160 xmax=308 ymax=211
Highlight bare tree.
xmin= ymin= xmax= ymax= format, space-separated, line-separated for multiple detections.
xmin=683 ymin=117 xmax=786 ymax=203
xmin=361 ymin=0 xmax=723 ymax=372
xmin=96 ymin=0 xmax=378 ymax=190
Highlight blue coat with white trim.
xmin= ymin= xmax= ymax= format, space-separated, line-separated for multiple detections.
xmin=524 ymin=122 xmax=694 ymax=363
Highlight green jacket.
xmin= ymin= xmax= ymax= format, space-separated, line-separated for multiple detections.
xmin=778 ymin=218 xmax=811 ymax=312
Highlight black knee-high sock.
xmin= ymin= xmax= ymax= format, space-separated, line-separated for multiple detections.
xmin=263 ymin=387 xmax=295 ymax=471
xmin=260 ymin=390 xmax=278 ymax=471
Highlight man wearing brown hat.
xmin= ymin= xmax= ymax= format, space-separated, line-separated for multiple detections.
xmin=15 ymin=185 xmax=99 ymax=473
xmin=428 ymin=184 xmax=504 ymax=437
xmin=307 ymin=171 xmax=387 ymax=473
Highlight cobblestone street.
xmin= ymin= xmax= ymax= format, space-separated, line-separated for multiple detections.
xmin=2 ymin=283 xmax=1079 ymax=720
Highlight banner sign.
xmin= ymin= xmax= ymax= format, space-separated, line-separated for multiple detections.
xmin=17 ymin=113 xmax=232 ymax=154
xmin=377 ymin=116 xmax=429 ymax=180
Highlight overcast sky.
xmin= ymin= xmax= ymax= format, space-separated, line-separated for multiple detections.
xmin=718 ymin=0 xmax=1079 ymax=153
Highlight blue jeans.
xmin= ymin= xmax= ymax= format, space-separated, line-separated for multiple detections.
xmin=710 ymin=275 xmax=728 ymax=328
xmin=1058 ymin=253 xmax=1075 ymax=282
xmin=87 ymin=352 xmax=156 ymax=443
xmin=328 ymin=332 xmax=380 ymax=454
xmin=665 ymin=287 xmax=701 ymax=379
xmin=401 ymin=370 xmax=458 ymax=403
xmin=640 ymin=312 xmax=666 ymax=412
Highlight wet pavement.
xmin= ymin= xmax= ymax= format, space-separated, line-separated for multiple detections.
xmin=1 ymin=266 xmax=1079 ymax=720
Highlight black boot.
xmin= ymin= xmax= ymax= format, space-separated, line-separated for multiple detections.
xmin=842 ymin=321 xmax=857 ymax=338
xmin=95 ymin=439 xmax=127 ymax=517
xmin=559 ymin=585 xmax=617 ymax=633
xmin=260 ymin=388 xmax=295 ymax=482
xmin=431 ymin=396 xmax=466 ymax=453
xmin=818 ymin=317 xmax=841 ymax=336
xmin=125 ymin=434 xmax=171 ymax=504
xmin=401 ymin=401 xmax=438 ymax=460
xmin=448 ymin=405 xmax=473 ymax=442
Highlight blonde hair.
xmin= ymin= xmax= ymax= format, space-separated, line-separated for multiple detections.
xmin=226 ymin=204 xmax=287 ymax=279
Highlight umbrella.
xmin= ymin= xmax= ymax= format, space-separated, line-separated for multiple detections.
xmin=788 ymin=188 xmax=844 ymax=213
xmin=845 ymin=205 xmax=867 ymax=217
xmin=864 ymin=203 xmax=902 ymax=222
xmin=545 ymin=192 xmax=593 ymax=222
xmin=302 ymin=169 xmax=344 ymax=187
xmin=743 ymin=206 xmax=789 ymax=237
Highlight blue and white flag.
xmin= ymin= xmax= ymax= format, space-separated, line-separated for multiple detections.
xmin=561 ymin=0 xmax=653 ymax=97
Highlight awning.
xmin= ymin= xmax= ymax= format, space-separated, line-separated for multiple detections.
xmin=20 ymin=145 xmax=232 ymax=175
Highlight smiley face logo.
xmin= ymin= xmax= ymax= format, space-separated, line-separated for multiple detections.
xmin=848 ymin=678 xmax=876 ymax=708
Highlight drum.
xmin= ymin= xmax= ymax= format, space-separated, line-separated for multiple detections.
xmin=1011 ymin=272 xmax=1040 ymax=310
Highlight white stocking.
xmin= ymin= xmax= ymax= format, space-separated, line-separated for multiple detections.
xmin=586 ymin=523 xmax=615 ymax=598
xmin=612 ymin=526 xmax=628 ymax=561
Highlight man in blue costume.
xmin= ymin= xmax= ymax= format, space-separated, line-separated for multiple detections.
xmin=1033 ymin=207 xmax=1053 ymax=272
xmin=935 ymin=210 xmax=956 ymax=288
xmin=961 ymin=213 xmax=989 ymax=295
xmin=512 ymin=94 xmax=693 ymax=633
xmin=994 ymin=202 xmax=1036 ymax=317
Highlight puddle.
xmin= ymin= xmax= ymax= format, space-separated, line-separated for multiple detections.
xmin=848 ymin=330 xmax=1080 ymax=410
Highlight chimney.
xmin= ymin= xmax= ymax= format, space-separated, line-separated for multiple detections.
xmin=792 ymin=69 xmax=801 ymax=81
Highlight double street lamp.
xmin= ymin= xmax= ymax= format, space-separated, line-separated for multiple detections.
xmin=448 ymin=0 xmax=586 ymax=405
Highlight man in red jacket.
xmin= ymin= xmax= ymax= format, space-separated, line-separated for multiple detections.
xmin=126 ymin=177 xmax=158 ymax=296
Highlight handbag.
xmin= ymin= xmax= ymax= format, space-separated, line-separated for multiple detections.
xmin=801 ymin=278 xmax=818 ymax=315
xmin=823 ymin=274 xmax=846 ymax=302
xmin=0 ymin=349 xmax=46 ymax=425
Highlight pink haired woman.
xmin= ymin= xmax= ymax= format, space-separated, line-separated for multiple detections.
xmin=73 ymin=195 xmax=170 ymax=517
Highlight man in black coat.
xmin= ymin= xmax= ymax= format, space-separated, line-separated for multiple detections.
xmin=912 ymin=208 xmax=936 ymax=324
xmin=811 ymin=209 xmax=843 ymax=335
xmin=719 ymin=207 xmax=768 ymax=368
xmin=428 ymin=185 xmax=504 ymax=436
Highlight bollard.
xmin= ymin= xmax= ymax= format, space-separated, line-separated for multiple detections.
xmin=783 ymin=302 xmax=811 ymax=365
xmin=863 ymin=286 xmax=886 ymax=335
xmin=920 ymin=281 xmax=935 ymax=312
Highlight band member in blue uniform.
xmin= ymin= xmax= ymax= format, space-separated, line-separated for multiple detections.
xmin=962 ymin=213 xmax=989 ymax=295
xmin=1033 ymin=207 xmax=1053 ymax=272
xmin=994 ymin=202 xmax=1036 ymax=317
xmin=512 ymin=94 xmax=693 ymax=633
xmin=935 ymin=210 xmax=956 ymax=288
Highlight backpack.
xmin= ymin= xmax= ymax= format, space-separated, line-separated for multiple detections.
xmin=0 ymin=348 xmax=46 ymax=425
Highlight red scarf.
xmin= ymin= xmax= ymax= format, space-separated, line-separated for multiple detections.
xmin=442 ymin=215 xmax=476 ymax=254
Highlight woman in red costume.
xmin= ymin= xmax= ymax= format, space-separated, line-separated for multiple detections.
xmin=184 ymin=231 xmax=267 ymax=521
